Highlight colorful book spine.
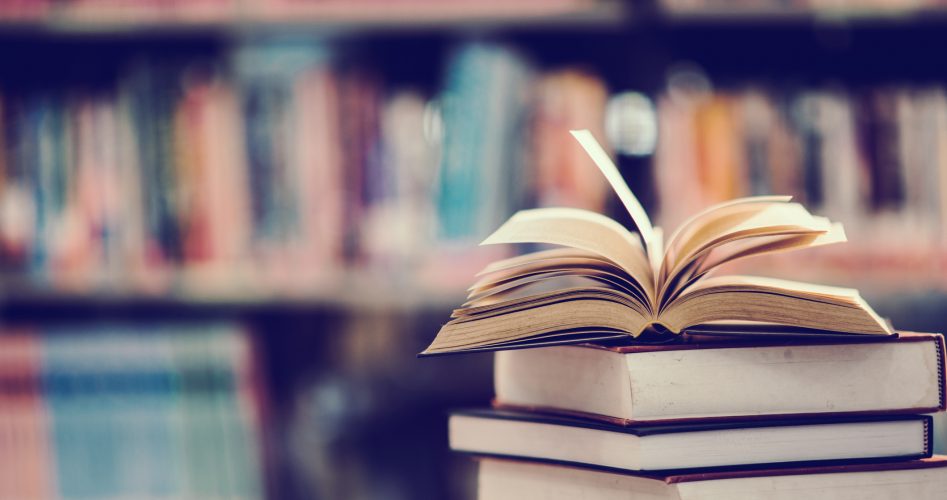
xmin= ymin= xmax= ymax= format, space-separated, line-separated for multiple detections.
xmin=437 ymin=42 xmax=533 ymax=243
xmin=0 ymin=332 xmax=51 ymax=499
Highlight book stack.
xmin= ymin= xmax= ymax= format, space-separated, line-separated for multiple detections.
xmin=453 ymin=335 xmax=947 ymax=499
xmin=421 ymin=131 xmax=947 ymax=498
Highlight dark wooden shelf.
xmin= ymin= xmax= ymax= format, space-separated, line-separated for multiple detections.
xmin=0 ymin=1 xmax=626 ymax=38
xmin=659 ymin=5 xmax=947 ymax=25
xmin=0 ymin=270 xmax=466 ymax=320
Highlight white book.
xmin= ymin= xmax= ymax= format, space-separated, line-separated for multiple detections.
xmin=494 ymin=333 xmax=945 ymax=423
xmin=451 ymin=409 xmax=931 ymax=472
xmin=478 ymin=456 xmax=947 ymax=500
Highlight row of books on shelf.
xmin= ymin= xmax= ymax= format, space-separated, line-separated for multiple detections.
xmin=654 ymin=81 xmax=947 ymax=285
xmin=3 ymin=37 xmax=946 ymax=295
xmin=0 ymin=323 xmax=266 ymax=500
xmin=0 ymin=41 xmax=615 ymax=293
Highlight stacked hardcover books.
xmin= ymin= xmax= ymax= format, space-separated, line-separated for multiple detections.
xmin=422 ymin=131 xmax=947 ymax=498
xmin=452 ymin=335 xmax=947 ymax=499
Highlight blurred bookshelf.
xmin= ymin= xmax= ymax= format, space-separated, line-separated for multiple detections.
xmin=3 ymin=0 xmax=947 ymax=499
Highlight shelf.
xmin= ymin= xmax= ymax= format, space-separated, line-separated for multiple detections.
xmin=0 ymin=1 xmax=626 ymax=37
xmin=0 ymin=269 xmax=467 ymax=319
xmin=3 ymin=251 xmax=945 ymax=320
xmin=6 ymin=2 xmax=947 ymax=41
xmin=659 ymin=5 xmax=947 ymax=26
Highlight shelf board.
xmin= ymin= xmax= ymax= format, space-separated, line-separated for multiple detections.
xmin=0 ymin=271 xmax=467 ymax=318
xmin=659 ymin=5 xmax=947 ymax=25
xmin=0 ymin=1 xmax=626 ymax=37
xmin=2 ymin=247 xmax=943 ymax=317
xmin=5 ymin=2 xmax=947 ymax=40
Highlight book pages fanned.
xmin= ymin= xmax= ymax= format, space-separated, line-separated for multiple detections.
xmin=422 ymin=130 xmax=893 ymax=356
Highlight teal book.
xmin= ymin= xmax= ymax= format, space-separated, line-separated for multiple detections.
xmin=43 ymin=329 xmax=117 ymax=499
xmin=44 ymin=328 xmax=180 ymax=499
xmin=234 ymin=41 xmax=328 ymax=250
xmin=437 ymin=42 xmax=532 ymax=242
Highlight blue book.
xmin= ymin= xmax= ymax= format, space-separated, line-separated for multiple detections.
xmin=43 ymin=327 xmax=181 ymax=498
xmin=235 ymin=41 xmax=328 ymax=248
xmin=43 ymin=328 xmax=116 ymax=498
xmin=437 ymin=42 xmax=532 ymax=243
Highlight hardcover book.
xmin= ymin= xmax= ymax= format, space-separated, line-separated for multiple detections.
xmin=451 ymin=409 xmax=932 ymax=472
xmin=477 ymin=456 xmax=947 ymax=500
xmin=493 ymin=332 xmax=946 ymax=423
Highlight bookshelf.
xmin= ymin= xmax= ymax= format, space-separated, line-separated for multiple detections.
xmin=2 ymin=1 xmax=947 ymax=499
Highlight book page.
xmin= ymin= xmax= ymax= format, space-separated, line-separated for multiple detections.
xmin=660 ymin=202 xmax=840 ymax=300
xmin=466 ymin=268 xmax=648 ymax=307
xmin=481 ymin=207 xmax=654 ymax=298
xmin=470 ymin=263 xmax=642 ymax=296
xmin=475 ymin=248 xmax=621 ymax=279
xmin=660 ymin=275 xmax=892 ymax=335
xmin=469 ymin=250 xmax=646 ymax=301
xmin=569 ymin=130 xmax=662 ymax=268
xmin=673 ymin=203 xmax=824 ymax=269
xmin=452 ymin=287 xmax=643 ymax=321
xmin=662 ymin=195 xmax=792 ymax=277
xmin=661 ymin=226 xmax=847 ymax=306
xmin=698 ymin=222 xmax=846 ymax=274
xmin=423 ymin=297 xmax=650 ymax=355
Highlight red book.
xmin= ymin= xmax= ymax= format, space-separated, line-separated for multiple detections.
xmin=0 ymin=331 xmax=52 ymax=499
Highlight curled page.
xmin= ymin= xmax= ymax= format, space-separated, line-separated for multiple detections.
xmin=662 ymin=275 xmax=892 ymax=336
xmin=480 ymin=207 xmax=654 ymax=300
xmin=569 ymin=130 xmax=661 ymax=268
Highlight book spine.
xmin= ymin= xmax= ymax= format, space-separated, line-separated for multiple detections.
xmin=336 ymin=67 xmax=373 ymax=262
xmin=935 ymin=333 xmax=946 ymax=411
xmin=740 ymin=90 xmax=773 ymax=197
xmin=437 ymin=42 xmax=532 ymax=243
xmin=0 ymin=331 xmax=51 ymax=498
xmin=126 ymin=61 xmax=189 ymax=270
xmin=294 ymin=67 xmax=344 ymax=275
xmin=0 ymin=94 xmax=33 ymax=266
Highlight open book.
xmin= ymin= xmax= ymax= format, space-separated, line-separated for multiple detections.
xmin=421 ymin=130 xmax=893 ymax=356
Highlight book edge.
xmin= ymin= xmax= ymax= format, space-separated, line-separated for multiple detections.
xmin=934 ymin=333 xmax=946 ymax=410
xmin=491 ymin=400 xmax=945 ymax=427
xmin=581 ymin=330 xmax=939 ymax=354
xmin=475 ymin=455 xmax=947 ymax=485
xmin=454 ymin=407 xmax=932 ymax=436
xmin=665 ymin=455 xmax=947 ymax=484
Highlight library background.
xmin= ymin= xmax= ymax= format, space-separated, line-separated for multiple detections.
xmin=1 ymin=0 xmax=947 ymax=498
